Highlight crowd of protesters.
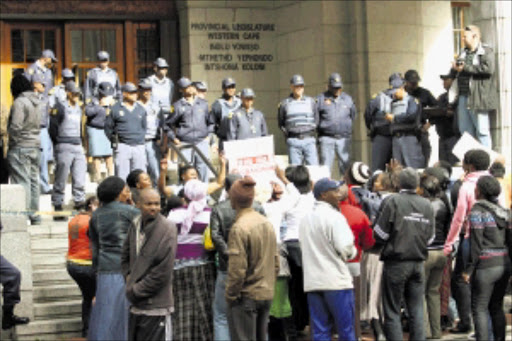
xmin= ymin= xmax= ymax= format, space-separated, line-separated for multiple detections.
xmin=0 ymin=22 xmax=511 ymax=341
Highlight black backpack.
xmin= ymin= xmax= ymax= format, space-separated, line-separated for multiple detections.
xmin=352 ymin=187 xmax=383 ymax=224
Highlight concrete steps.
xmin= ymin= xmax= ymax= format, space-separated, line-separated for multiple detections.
xmin=34 ymin=300 xmax=82 ymax=320
xmin=15 ymin=317 xmax=82 ymax=340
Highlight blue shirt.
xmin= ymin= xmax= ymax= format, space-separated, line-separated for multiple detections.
xmin=105 ymin=101 xmax=147 ymax=145
xmin=316 ymin=91 xmax=356 ymax=138
xmin=166 ymin=97 xmax=212 ymax=143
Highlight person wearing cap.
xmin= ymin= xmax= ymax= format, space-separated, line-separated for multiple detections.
xmin=225 ymin=176 xmax=279 ymax=341
xmin=452 ymin=25 xmax=497 ymax=148
xmin=6 ymin=74 xmax=44 ymax=225
xmin=299 ymin=178 xmax=358 ymax=341
xmin=193 ymin=81 xmax=208 ymax=100
xmin=49 ymin=81 xmax=87 ymax=219
xmin=364 ymin=74 xmax=400 ymax=171
xmin=148 ymin=57 xmax=175 ymax=117
xmin=85 ymin=82 xmax=115 ymax=182
xmin=373 ymin=168 xmax=435 ymax=341
xmin=138 ymin=78 xmax=164 ymax=187
xmin=404 ymin=69 xmax=437 ymax=167
xmin=210 ymin=77 xmax=242 ymax=147
xmin=428 ymin=70 xmax=461 ymax=165
xmin=84 ymin=50 xmax=122 ymax=104
xmin=105 ymin=82 xmax=148 ymax=182
xmin=24 ymin=49 xmax=57 ymax=98
xmin=226 ymin=88 xmax=268 ymax=141
xmin=316 ymin=73 xmax=357 ymax=175
xmin=278 ymin=74 xmax=319 ymax=166
xmin=164 ymin=77 xmax=213 ymax=182
xmin=383 ymin=73 xmax=424 ymax=169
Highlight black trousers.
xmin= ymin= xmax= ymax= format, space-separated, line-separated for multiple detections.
xmin=285 ymin=240 xmax=309 ymax=331
xmin=129 ymin=313 xmax=170 ymax=341
xmin=0 ymin=256 xmax=21 ymax=307
xmin=420 ymin=130 xmax=432 ymax=168
xmin=66 ymin=262 xmax=96 ymax=336
xmin=227 ymin=297 xmax=272 ymax=341
xmin=451 ymin=238 xmax=472 ymax=329
xmin=0 ymin=142 xmax=9 ymax=184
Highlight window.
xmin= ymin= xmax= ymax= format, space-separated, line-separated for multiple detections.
xmin=11 ymin=29 xmax=56 ymax=63
xmin=452 ymin=1 xmax=471 ymax=56
xmin=70 ymin=29 xmax=117 ymax=63
xmin=134 ymin=22 xmax=159 ymax=80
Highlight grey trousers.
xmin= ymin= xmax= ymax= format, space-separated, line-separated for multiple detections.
xmin=423 ymin=249 xmax=447 ymax=339
xmin=392 ymin=135 xmax=425 ymax=169
xmin=7 ymin=146 xmax=40 ymax=218
xmin=51 ymin=143 xmax=86 ymax=206
xmin=115 ymin=143 xmax=147 ymax=181
xmin=227 ymin=297 xmax=272 ymax=341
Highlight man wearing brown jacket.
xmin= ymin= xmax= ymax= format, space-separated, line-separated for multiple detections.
xmin=226 ymin=176 xmax=279 ymax=340
xmin=122 ymin=188 xmax=178 ymax=341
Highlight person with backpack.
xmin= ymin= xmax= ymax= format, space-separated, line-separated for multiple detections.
xmin=341 ymin=161 xmax=371 ymax=209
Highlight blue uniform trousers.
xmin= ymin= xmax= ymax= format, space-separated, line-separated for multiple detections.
xmin=114 ymin=143 xmax=147 ymax=182
xmin=392 ymin=135 xmax=425 ymax=169
xmin=39 ymin=127 xmax=53 ymax=192
xmin=145 ymin=140 xmax=161 ymax=187
xmin=457 ymin=95 xmax=492 ymax=148
xmin=371 ymin=134 xmax=393 ymax=172
xmin=51 ymin=143 xmax=86 ymax=206
xmin=319 ymin=136 xmax=351 ymax=175
xmin=287 ymin=137 xmax=318 ymax=166
xmin=307 ymin=289 xmax=356 ymax=341
xmin=0 ymin=255 xmax=22 ymax=307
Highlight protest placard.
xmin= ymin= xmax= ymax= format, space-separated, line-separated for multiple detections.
xmin=452 ymin=132 xmax=500 ymax=163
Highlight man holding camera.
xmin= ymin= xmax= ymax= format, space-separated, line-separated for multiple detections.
xmin=452 ymin=25 xmax=497 ymax=148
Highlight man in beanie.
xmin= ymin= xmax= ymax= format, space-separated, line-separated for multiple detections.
xmin=373 ymin=167 xmax=435 ymax=341
xmin=299 ymin=178 xmax=358 ymax=341
xmin=210 ymin=173 xmax=266 ymax=340
xmin=226 ymin=176 xmax=279 ymax=341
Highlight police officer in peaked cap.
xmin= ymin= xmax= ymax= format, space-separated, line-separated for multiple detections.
xmin=84 ymin=51 xmax=122 ymax=104
xmin=210 ymin=77 xmax=242 ymax=149
xmin=227 ymin=88 xmax=268 ymax=141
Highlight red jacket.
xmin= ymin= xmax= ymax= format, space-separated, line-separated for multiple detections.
xmin=340 ymin=184 xmax=363 ymax=209
xmin=339 ymin=204 xmax=375 ymax=263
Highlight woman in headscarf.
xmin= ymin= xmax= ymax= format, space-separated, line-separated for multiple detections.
xmin=88 ymin=176 xmax=139 ymax=340
xmin=167 ymin=179 xmax=215 ymax=340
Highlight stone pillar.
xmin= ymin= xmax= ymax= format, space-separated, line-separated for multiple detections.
xmin=0 ymin=185 xmax=34 ymax=321
xmin=471 ymin=0 xmax=512 ymax=168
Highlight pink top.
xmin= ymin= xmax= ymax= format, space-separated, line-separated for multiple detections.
xmin=443 ymin=171 xmax=489 ymax=256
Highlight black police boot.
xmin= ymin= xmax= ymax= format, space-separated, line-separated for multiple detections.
xmin=53 ymin=205 xmax=67 ymax=221
xmin=2 ymin=305 xmax=30 ymax=330
xmin=73 ymin=201 xmax=86 ymax=211
xmin=371 ymin=318 xmax=385 ymax=341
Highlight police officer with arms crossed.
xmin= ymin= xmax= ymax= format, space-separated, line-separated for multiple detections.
xmin=278 ymin=74 xmax=319 ymax=166
xmin=317 ymin=73 xmax=357 ymax=175
xmin=84 ymin=82 xmax=115 ymax=182
xmin=138 ymin=78 xmax=164 ymax=187
xmin=226 ymin=88 xmax=268 ymax=141
xmin=364 ymin=75 xmax=398 ymax=171
xmin=164 ymin=77 xmax=213 ymax=183
xmin=404 ymin=70 xmax=437 ymax=167
xmin=24 ymin=49 xmax=57 ymax=97
xmin=210 ymin=77 xmax=242 ymax=149
xmin=385 ymin=73 xmax=424 ymax=169
xmin=105 ymin=82 xmax=147 ymax=181
xmin=49 ymin=82 xmax=87 ymax=220
xmin=85 ymin=51 xmax=122 ymax=104
xmin=148 ymin=58 xmax=174 ymax=119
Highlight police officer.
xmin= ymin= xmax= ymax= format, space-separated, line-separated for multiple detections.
xmin=84 ymin=51 xmax=121 ymax=104
xmin=138 ymin=78 xmax=163 ymax=187
xmin=165 ymin=77 xmax=213 ymax=182
xmin=84 ymin=82 xmax=115 ymax=182
xmin=49 ymin=82 xmax=87 ymax=219
xmin=386 ymin=73 xmax=424 ymax=169
xmin=24 ymin=49 xmax=57 ymax=98
xmin=364 ymin=74 xmax=398 ymax=171
xmin=317 ymin=73 xmax=357 ymax=175
xmin=105 ymin=82 xmax=147 ymax=181
xmin=226 ymin=88 xmax=268 ymax=141
xmin=193 ymin=81 xmax=208 ymax=100
xmin=148 ymin=57 xmax=174 ymax=118
xmin=48 ymin=68 xmax=75 ymax=109
xmin=427 ymin=70 xmax=460 ymax=165
xmin=404 ymin=70 xmax=437 ymax=167
xmin=210 ymin=77 xmax=242 ymax=148
xmin=278 ymin=74 xmax=319 ymax=165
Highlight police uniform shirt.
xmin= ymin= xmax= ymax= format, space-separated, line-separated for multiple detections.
xmin=85 ymin=102 xmax=110 ymax=129
xmin=390 ymin=95 xmax=422 ymax=134
xmin=316 ymin=91 xmax=356 ymax=138
xmin=84 ymin=67 xmax=122 ymax=103
xmin=105 ymin=101 xmax=147 ymax=146
xmin=277 ymin=95 xmax=318 ymax=136
xmin=148 ymin=75 xmax=174 ymax=113
xmin=139 ymin=100 xmax=163 ymax=140
xmin=48 ymin=84 xmax=67 ymax=109
xmin=210 ymin=96 xmax=242 ymax=139
xmin=49 ymin=100 xmax=82 ymax=145
xmin=166 ymin=97 xmax=211 ymax=143
xmin=25 ymin=60 xmax=54 ymax=98
xmin=227 ymin=107 xmax=268 ymax=141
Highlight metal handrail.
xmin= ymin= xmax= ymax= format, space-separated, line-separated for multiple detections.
xmin=167 ymin=142 xmax=218 ymax=178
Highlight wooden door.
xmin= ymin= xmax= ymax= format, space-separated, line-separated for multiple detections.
xmin=63 ymin=22 xmax=124 ymax=90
